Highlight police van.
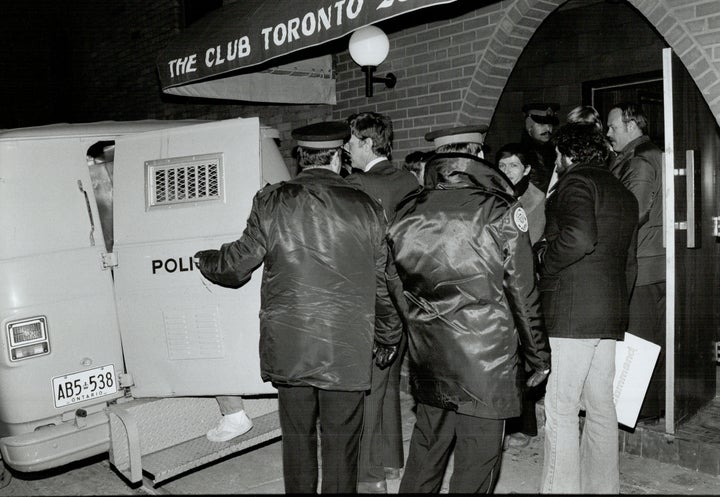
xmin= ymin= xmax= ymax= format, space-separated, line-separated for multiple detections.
xmin=0 ymin=117 xmax=289 ymax=487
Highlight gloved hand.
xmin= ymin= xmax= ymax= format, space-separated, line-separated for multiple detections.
xmin=194 ymin=249 xmax=217 ymax=261
xmin=532 ymin=239 xmax=547 ymax=269
xmin=373 ymin=341 xmax=399 ymax=369
xmin=194 ymin=250 xmax=220 ymax=271
xmin=526 ymin=368 xmax=550 ymax=388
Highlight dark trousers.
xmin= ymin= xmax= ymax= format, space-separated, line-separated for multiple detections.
xmin=358 ymin=334 xmax=406 ymax=483
xmin=276 ymin=384 xmax=365 ymax=494
xmin=399 ymin=402 xmax=504 ymax=493
xmin=506 ymin=377 xmax=541 ymax=437
xmin=628 ymin=282 xmax=666 ymax=418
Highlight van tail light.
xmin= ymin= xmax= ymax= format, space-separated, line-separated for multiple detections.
xmin=7 ymin=316 xmax=50 ymax=361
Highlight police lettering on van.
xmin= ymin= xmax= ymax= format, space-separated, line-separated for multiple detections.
xmin=151 ymin=256 xmax=199 ymax=274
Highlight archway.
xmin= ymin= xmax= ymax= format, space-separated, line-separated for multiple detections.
xmin=458 ymin=0 xmax=720 ymax=131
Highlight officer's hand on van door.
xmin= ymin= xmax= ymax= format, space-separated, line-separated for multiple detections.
xmin=526 ymin=368 xmax=550 ymax=388
xmin=194 ymin=249 xmax=217 ymax=262
xmin=373 ymin=341 xmax=399 ymax=369
xmin=194 ymin=249 xmax=220 ymax=269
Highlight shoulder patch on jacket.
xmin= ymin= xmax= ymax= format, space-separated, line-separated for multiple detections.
xmin=513 ymin=206 xmax=529 ymax=233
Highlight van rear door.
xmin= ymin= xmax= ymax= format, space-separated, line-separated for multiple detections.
xmin=112 ymin=118 xmax=288 ymax=397
xmin=0 ymin=130 xmax=125 ymax=437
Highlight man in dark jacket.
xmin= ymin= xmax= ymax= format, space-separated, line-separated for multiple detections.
xmin=387 ymin=149 xmax=550 ymax=493
xmin=344 ymin=111 xmax=420 ymax=494
xmin=539 ymin=123 xmax=638 ymax=494
xmin=195 ymin=121 xmax=401 ymax=494
xmin=607 ymin=102 xmax=666 ymax=423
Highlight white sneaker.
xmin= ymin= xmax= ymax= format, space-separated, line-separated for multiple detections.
xmin=206 ymin=410 xmax=253 ymax=442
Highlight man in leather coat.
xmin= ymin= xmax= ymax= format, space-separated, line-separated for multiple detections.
xmin=195 ymin=121 xmax=401 ymax=494
xmin=386 ymin=147 xmax=550 ymax=493
xmin=607 ymin=102 xmax=666 ymax=423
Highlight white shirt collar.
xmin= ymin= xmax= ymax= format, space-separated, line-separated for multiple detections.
xmin=365 ymin=156 xmax=387 ymax=172
xmin=546 ymin=166 xmax=559 ymax=198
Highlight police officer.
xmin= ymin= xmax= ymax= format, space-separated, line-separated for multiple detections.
xmin=424 ymin=124 xmax=514 ymax=194
xmin=389 ymin=126 xmax=550 ymax=493
xmin=425 ymin=123 xmax=488 ymax=160
xmin=195 ymin=121 xmax=401 ymax=494
xmin=521 ymin=102 xmax=560 ymax=193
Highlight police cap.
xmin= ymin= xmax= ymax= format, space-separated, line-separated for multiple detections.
xmin=424 ymin=124 xmax=489 ymax=148
xmin=522 ymin=102 xmax=560 ymax=125
xmin=292 ymin=121 xmax=349 ymax=149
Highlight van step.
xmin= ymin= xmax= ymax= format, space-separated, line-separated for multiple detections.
xmin=142 ymin=410 xmax=281 ymax=485
xmin=108 ymin=396 xmax=280 ymax=485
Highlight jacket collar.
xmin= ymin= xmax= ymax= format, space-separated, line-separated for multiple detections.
xmin=553 ymin=160 xmax=607 ymax=191
xmin=365 ymin=156 xmax=390 ymax=172
xmin=613 ymin=135 xmax=651 ymax=168
xmin=295 ymin=166 xmax=344 ymax=183
xmin=425 ymin=152 xmax=514 ymax=196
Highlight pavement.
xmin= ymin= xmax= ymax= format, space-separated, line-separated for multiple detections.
xmin=2 ymin=390 xmax=720 ymax=495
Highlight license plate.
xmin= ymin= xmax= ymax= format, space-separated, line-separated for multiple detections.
xmin=52 ymin=365 xmax=118 ymax=408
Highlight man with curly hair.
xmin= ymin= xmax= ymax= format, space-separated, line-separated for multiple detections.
xmin=539 ymin=123 xmax=638 ymax=493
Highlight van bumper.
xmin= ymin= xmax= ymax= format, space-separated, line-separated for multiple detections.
xmin=0 ymin=411 xmax=109 ymax=472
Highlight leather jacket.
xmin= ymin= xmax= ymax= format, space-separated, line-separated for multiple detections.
xmin=197 ymin=168 xmax=401 ymax=391
xmin=610 ymin=135 xmax=664 ymax=286
xmin=386 ymin=154 xmax=550 ymax=419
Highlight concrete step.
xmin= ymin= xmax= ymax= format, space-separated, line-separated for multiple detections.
xmin=621 ymin=396 xmax=720 ymax=476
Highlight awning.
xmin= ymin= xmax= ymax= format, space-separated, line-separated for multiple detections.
xmin=157 ymin=0 xmax=458 ymax=104
xmin=162 ymin=55 xmax=338 ymax=104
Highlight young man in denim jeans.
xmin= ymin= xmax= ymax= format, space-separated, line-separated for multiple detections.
xmin=538 ymin=123 xmax=638 ymax=493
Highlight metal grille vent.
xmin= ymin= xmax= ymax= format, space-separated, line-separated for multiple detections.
xmin=163 ymin=307 xmax=224 ymax=361
xmin=146 ymin=153 xmax=223 ymax=208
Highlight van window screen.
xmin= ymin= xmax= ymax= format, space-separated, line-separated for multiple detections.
xmin=145 ymin=153 xmax=224 ymax=209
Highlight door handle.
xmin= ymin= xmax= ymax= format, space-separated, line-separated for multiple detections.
xmin=77 ymin=180 xmax=96 ymax=247
xmin=686 ymin=150 xmax=696 ymax=248
xmin=673 ymin=150 xmax=697 ymax=248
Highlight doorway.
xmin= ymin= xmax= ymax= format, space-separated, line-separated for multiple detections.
xmin=581 ymin=71 xmax=663 ymax=148
xmin=581 ymin=61 xmax=720 ymax=429
xmin=486 ymin=0 xmax=720 ymax=432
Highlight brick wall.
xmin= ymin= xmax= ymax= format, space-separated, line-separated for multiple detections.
xmin=634 ymin=0 xmax=720 ymax=121
xmin=333 ymin=0 xmax=720 ymax=164
xmin=332 ymin=2 xmax=509 ymax=163
xmin=61 ymin=1 xmax=181 ymax=123
xmin=49 ymin=0 xmax=333 ymax=163
xmin=5 ymin=0 xmax=720 ymax=164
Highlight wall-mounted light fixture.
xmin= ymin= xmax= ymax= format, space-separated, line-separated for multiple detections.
xmin=348 ymin=25 xmax=397 ymax=98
